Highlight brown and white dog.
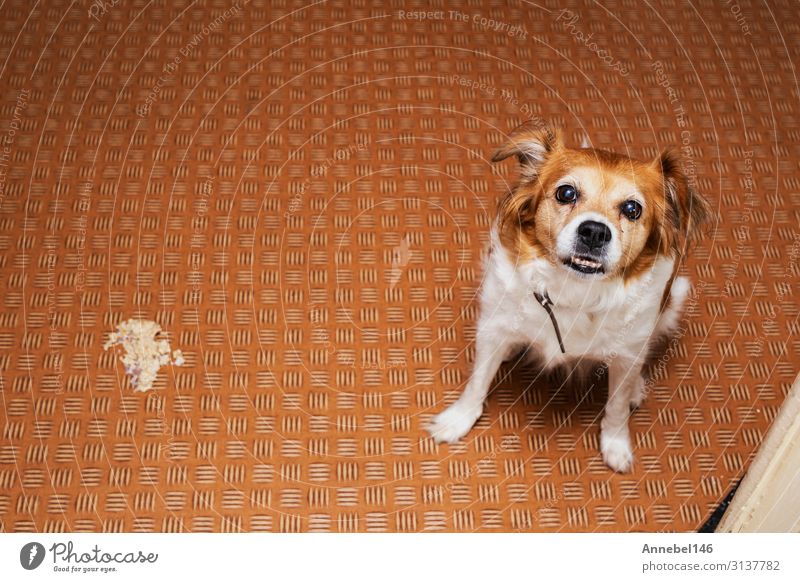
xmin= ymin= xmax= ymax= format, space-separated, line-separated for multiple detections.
xmin=428 ymin=124 xmax=710 ymax=472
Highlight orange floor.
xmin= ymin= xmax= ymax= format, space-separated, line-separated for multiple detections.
xmin=1 ymin=0 xmax=798 ymax=532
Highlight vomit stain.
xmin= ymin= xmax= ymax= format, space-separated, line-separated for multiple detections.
xmin=103 ymin=319 xmax=184 ymax=392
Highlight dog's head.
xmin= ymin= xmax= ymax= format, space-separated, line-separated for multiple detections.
xmin=492 ymin=123 xmax=711 ymax=280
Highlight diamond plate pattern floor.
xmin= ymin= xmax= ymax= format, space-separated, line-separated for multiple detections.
xmin=0 ymin=0 xmax=798 ymax=532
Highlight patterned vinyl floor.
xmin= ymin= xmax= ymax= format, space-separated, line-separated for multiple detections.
xmin=0 ymin=0 xmax=798 ymax=532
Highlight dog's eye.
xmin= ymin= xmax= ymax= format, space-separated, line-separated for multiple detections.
xmin=620 ymin=200 xmax=643 ymax=221
xmin=555 ymin=185 xmax=578 ymax=204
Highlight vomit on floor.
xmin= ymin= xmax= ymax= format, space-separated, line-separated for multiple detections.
xmin=103 ymin=319 xmax=184 ymax=392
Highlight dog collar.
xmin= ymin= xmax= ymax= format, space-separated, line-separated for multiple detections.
xmin=533 ymin=291 xmax=566 ymax=354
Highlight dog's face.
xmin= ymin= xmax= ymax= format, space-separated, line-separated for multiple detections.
xmin=493 ymin=125 xmax=710 ymax=280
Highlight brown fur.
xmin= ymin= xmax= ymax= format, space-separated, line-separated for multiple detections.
xmin=493 ymin=124 xmax=711 ymax=285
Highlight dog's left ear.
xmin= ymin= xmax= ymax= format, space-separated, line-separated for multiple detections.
xmin=492 ymin=123 xmax=564 ymax=181
xmin=655 ymin=150 xmax=712 ymax=256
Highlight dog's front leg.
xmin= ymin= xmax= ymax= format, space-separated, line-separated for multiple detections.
xmin=427 ymin=324 xmax=511 ymax=443
xmin=600 ymin=357 xmax=643 ymax=472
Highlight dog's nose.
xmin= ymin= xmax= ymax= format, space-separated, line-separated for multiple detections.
xmin=577 ymin=221 xmax=612 ymax=249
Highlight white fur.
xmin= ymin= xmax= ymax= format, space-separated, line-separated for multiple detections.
xmin=428 ymin=225 xmax=689 ymax=472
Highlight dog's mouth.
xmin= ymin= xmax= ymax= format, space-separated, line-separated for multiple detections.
xmin=563 ymin=255 xmax=605 ymax=275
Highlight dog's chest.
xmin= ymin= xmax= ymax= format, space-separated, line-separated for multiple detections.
xmin=485 ymin=250 xmax=667 ymax=361
xmin=514 ymin=292 xmax=638 ymax=359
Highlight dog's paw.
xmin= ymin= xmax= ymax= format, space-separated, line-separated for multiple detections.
xmin=601 ymin=430 xmax=634 ymax=473
xmin=427 ymin=401 xmax=483 ymax=444
xmin=630 ymin=375 xmax=647 ymax=409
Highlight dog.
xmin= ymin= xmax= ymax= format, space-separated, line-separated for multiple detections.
xmin=427 ymin=124 xmax=711 ymax=472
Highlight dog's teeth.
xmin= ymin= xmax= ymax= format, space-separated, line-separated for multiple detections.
xmin=570 ymin=256 xmax=601 ymax=269
xmin=572 ymin=257 xmax=600 ymax=268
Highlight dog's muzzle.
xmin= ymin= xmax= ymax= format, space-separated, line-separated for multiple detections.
xmin=563 ymin=220 xmax=611 ymax=275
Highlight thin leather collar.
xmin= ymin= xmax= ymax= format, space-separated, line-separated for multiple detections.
xmin=533 ymin=290 xmax=566 ymax=354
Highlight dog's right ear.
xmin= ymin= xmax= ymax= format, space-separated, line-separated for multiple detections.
xmin=491 ymin=123 xmax=563 ymax=180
